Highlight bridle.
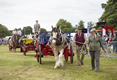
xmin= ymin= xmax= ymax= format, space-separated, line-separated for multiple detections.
xmin=51 ymin=27 xmax=64 ymax=44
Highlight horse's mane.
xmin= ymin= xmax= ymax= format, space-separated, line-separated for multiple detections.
xmin=8 ymin=37 xmax=11 ymax=40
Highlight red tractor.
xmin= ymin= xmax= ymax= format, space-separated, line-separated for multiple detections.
xmin=96 ymin=22 xmax=117 ymax=41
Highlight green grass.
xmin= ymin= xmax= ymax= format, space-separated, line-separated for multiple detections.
xmin=0 ymin=45 xmax=117 ymax=80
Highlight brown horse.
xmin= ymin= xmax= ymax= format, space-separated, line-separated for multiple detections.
xmin=48 ymin=26 xmax=67 ymax=68
xmin=9 ymin=35 xmax=18 ymax=52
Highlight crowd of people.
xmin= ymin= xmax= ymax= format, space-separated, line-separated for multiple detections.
xmin=0 ymin=38 xmax=7 ymax=46
xmin=73 ymin=27 xmax=117 ymax=73
xmin=103 ymin=33 xmax=117 ymax=53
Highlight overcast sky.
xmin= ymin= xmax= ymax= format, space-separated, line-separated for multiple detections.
xmin=0 ymin=0 xmax=107 ymax=31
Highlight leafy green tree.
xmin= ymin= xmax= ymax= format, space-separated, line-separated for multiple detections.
xmin=101 ymin=3 xmax=107 ymax=9
xmin=72 ymin=27 xmax=77 ymax=32
xmin=56 ymin=19 xmax=73 ymax=31
xmin=41 ymin=28 xmax=46 ymax=31
xmin=87 ymin=21 xmax=95 ymax=30
xmin=93 ymin=23 xmax=100 ymax=30
xmin=40 ymin=28 xmax=48 ymax=36
xmin=22 ymin=26 xmax=32 ymax=35
xmin=0 ymin=24 xmax=12 ymax=38
xmin=76 ymin=20 xmax=85 ymax=29
xmin=100 ymin=0 xmax=117 ymax=30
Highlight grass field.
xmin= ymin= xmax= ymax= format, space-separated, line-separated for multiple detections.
xmin=0 ymin=45 xmax=117 ymax=80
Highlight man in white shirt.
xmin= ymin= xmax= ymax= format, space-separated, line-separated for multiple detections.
xmin=17 ymin=29 xmax=22 ymax=40
xmin=12 ymin=29 xmax=17 ymax=36
xmin=73 ymin=27 xmax=87 ymax=66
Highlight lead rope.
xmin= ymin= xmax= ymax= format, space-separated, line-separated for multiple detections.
xmin=74 ymin=41 xmax=87 ymax=51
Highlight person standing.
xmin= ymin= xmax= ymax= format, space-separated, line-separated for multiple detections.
xmin=34 ymin=20 xmax=40 ymax=38
xmin=103 ymin=34 xmax=111 ymax=53
xmin=34 ymin=20 xmax=40 ymax=57
xmin=73 ymin=27 xmax=87 ymax=66
xmin=87 ymin=28 xmax=106 ymax=72
xmin=112 ymin=37 xmax=116 ymax=53
xmin=113 ymin=34 xmax=117 ymax=53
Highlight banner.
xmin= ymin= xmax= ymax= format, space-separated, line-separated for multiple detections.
xmin=87 ymin=25 xmax=90 ymax=38
xmin=102 ymin=28 xmax=106 ymax=41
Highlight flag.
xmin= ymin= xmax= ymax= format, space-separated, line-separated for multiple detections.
xmin=102 ymin=28 xmax=105 ymax=41
xmin=87 ymin=25 xmax=90 ymax=38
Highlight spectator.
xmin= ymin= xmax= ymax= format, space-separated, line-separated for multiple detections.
xmin=103 ymin=34 xmax=111 ymax=53
xmin=113 ymin=34 xmax=117 ymax=53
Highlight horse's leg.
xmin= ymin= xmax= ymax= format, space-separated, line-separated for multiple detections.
xmin=14 ymin=44 xmax=17 ymax=53
xmin=14 ymin=47 xmax=16 ymax=53
xmin=10 ymin=42 xmax=13 ymax=52
xmin=13 ymin=44 xmax=16 ymax=53
xmin=9 ymin=45 xmax=12 ymax=52
xmin=53 ymin=50 xmax=59 ymax=69
xmin=13 ymin=47 xmax=15 ymax=53
xmin=57 ymin=49 xmax=64 ymax=68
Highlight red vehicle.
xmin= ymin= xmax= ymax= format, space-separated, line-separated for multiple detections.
xmin=36 ymin=31 xmax=74 ymax=64
xmin=96 ymin=22 xmax=117 ymax=41
xmin=22 ymin=31 xmax=75 ymax=64
xmin=21 ymin=38 xmax=35 ymax=56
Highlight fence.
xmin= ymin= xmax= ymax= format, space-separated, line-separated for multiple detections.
xmin=101 ymin=41 xmax=117 ymax=59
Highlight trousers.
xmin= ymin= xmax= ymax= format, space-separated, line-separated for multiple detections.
xmin=76 ymin=45 xmax=85 ymax=65
xmin=89 ymin=51 xmax=100 ymax=71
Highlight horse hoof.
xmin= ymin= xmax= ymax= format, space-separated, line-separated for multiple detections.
xmin=54 ymin=66 xmax=57 ymax=69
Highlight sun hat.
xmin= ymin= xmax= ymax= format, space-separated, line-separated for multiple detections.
xmin=77 ymin=27 xmax=82 ymax=30
xmin=90 ymin=28 xmax=96 ymax=33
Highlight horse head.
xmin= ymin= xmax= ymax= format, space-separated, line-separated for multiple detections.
xmin=51 ymin=26 xmax=63 ymax=44
xmin=12 ymin=35 xmax=18 ymax=44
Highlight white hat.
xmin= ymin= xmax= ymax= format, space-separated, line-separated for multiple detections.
xmin=90 ymin=28 xmax=96 ymax=33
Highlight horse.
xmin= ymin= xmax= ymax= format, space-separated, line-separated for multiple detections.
xmin=48 ymin=26 xmax=67 ymax=68
xmin=8 ymin=35 xmax=18 ymax=53
xmin=19 ymin=36 xmax=36 ymax=53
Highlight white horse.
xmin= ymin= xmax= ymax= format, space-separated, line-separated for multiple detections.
xmin=48 ymin=26 xmax=67 ymax=68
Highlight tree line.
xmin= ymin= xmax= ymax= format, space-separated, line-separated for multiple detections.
xmin=0 ymin=0 xmax=116 ymax=38
xmin=0 ymin=20 xmax=95 ymax=38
